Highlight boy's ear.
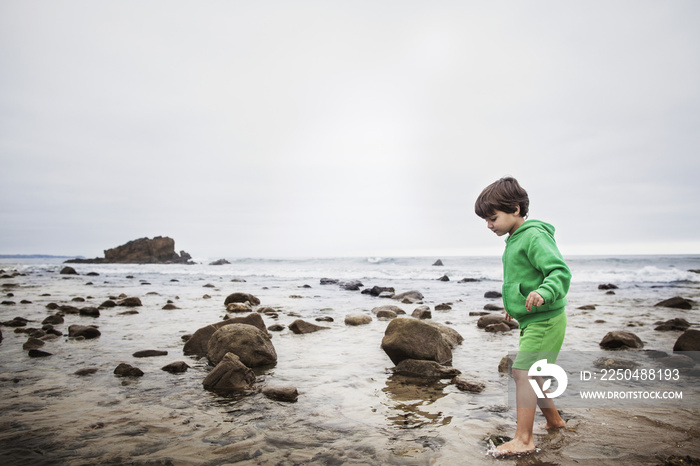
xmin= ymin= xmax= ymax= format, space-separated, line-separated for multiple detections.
xmin=514 ymin=206 xmax=520 ymax=216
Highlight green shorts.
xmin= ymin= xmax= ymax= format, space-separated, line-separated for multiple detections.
xmin=512 ymin=312 xmax=567 ymax=370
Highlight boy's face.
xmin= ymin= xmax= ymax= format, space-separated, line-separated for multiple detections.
xmin=484 ymin=209 xmax=523 ymax=237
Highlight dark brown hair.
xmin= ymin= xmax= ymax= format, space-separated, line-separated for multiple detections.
xmin=474 ymin=176 xmax=529 ymax=218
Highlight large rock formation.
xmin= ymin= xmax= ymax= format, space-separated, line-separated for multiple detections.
xmin=65 ymin=236 xmax=193 ymax=264
xmin=381 ymin=318 xmax=463 ymax=365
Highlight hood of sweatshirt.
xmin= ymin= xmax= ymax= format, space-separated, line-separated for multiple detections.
xmin=507 ymin=219 xmax=555 ymax=242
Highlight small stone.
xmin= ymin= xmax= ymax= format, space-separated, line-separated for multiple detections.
xmin=262 ymin=385 xmax=299 ymax=402
xmin=161 ymin=361 xmax=190 ymax=373
xmin=133 ymin=350 xmax=168 ymax=358
xmin=114 ymin=363 xmax=144 ymax=377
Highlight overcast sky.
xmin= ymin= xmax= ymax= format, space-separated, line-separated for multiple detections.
xmin=1 ymin=1 xmax=699 ymax=259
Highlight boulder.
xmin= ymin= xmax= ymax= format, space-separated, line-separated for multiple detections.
xmin=371 ymin=304 xmax=405 ymax=316
xmin=435 ymin=303 xmax=451 ymax=311
xmin=344 ymin=314 xmax=372 ymax=326
xmin=599 ymin=331 xmax=644 ymax=349
xmin=183 ymin=314 xmax=268 ymax=356
xmin=381 ymin=318 xmax=463 ymax=365
xmin=362 ymin=286 xmax=395 ymax=297
xmin=673 ymin=329 xmax=700 ymax=354
xmin=320 ymin=278 xmax=339 ymax=285
xmin=224 ymin=292 xmax=260 ymax=307
xmin=42 ymin=314 xmax=64 ymax=325
xmin=459 ymin=278 xmax=480 ymax=283
xmin=452 ymin=376 xmax=486 ymax=393
xmin=498 ymin=354 xmax=515 ymax=373
xmin=28 ymin=349 xmax=52 ymax=357
xmin=376 ymin=309 xmax=397 ymax=320
xmin=1 ymin=316 xmax=28 ymax=327
xmin=577 ymin=305 xmax=596 ymax=310
xmin=118 ymin=297 xmax=142 ymax=307
xmin=598 ymin=283 xmax=618 ymax=290
xmin=79 ymin=307 xmax=100 ymax=317
xmin=437 ymin=275 xmax=450 ymax=281
xmin=161 ymin=361 xmax=190 ymax=373
xmin=209 ymin=259 xmax=231 ymax=265
xmin=432 ymin=259 xmax=444 ymax=266
xmin=289 ymin=319 xmax=330 ymax=334
xmin=162 ymin=304 xmax=179 ymax=310
xmin=133 ymin=350 xmax=168 ymax=358
xmin=412 ymin=306 xmax=432 ymax=320
xmin=114 ymin=363 xmax=144 ymax=377
xmin=392 ymin=291 xmax=424 ymax=303
xmin=393 ymin=359 xmax=460 ymax=378
xmin=262 ymin=385 xmax=299 ymax=402
xmin=99 ymin=300 xmax=117 ymax=308
xmin=226 ymin=302 xmax=252 ymax=313
xmin=483 ymin=304 xmax=504 ymax=311
xmin=477 ymin=314 xmax=518 ymax=329
xmin=65 ymin=236 xmax=192 ymax=264
xmin=655 ymin=297 xmax=693 ymax=310
xmin=60 ymin=266 xmax=78 ymax=275
xmin=485 ymin=322 xmax=512 ymax=333
xmin=203 ymin=353 xmax=256 ymax=393
xmin=68 ymin=325 xmax=101 ymax=339
xmin=207 ymin=323 xmax=277 ymax=367
xmin=654 ymin=318 xmax=691 ymax=331
xmin=484 ymin=291 xmax=502 ymax=298
xmin=23 ymin=337 xmax=45 ymax=350
xmin=340 ymin=280 xmax=363 ymax=291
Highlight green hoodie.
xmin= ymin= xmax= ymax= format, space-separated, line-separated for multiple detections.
xmin=502 ymin=219 xmax=571 ymax=328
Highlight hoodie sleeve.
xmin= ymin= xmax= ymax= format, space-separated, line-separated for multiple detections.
xmin=526 ymin=230 xmax=571 ymax=305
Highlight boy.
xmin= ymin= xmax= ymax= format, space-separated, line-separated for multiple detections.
xmin=474 ymin=176 xmax=571 ymax=456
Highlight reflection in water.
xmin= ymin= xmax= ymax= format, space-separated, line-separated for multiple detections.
xmin=382 ymin=374 xmax=453 ymax=429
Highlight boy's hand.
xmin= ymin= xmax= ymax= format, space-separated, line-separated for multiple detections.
xmin=504 ymin=313 xmax=512 ymax=322
xmin=525 ymin=291 xmax=544 ymax=312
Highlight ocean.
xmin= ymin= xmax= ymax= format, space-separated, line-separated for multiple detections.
xmin=1 ymin=255 xmax=699 ymax=465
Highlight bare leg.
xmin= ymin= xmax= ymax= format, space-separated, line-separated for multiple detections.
xmin=535 ymin=376 xmax=566 ymax=429
xmin=495 ymin=369 xmax=537 ymax=454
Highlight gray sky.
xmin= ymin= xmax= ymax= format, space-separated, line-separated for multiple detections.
xmin=1 ymin=1 xmax=699 ymax=259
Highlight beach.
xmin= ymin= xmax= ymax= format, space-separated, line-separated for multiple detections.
xmin=1 ymin=255 xmax=699 ymax=465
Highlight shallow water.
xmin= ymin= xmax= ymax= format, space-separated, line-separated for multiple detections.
xmin=1 ymin=256 xmax=699 ymax=465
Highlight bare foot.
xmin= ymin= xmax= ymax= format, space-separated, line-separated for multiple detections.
xmin=542 ymin=419 xmax=567 ymax=429
xmin=491 ymin=439 xmax=536 ymax=457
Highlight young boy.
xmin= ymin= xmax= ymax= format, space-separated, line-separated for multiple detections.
xmin=475 ymin=176 xmax=571 ymax=456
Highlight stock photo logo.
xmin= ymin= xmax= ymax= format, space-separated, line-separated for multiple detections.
xmin=528 ymin=359 xmax=568 ymax=399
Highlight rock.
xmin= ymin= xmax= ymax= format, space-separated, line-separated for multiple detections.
xmin=183 ymin=313 xmax=268 ymax=356
xmin=23 ymin=337 xmax=45 ymax=350
xmin=599 ymin=331 xmax=644 ymax=349
xmin=65 ymin=236 xmax=193 ymax=264
xmin=207 ymin=324 xmax=277 ymax=367
xmin=655 ymin=318 xmax=691 ymax=331
xmin=593 ymin=357 xmax=639 ymax=370
xmin=289 ymin=319 xmax=330 ymax=334
xmin=435 ymin=303 xmax=451 ymax=311
xmin=673 ymin=329 xmax=700 ymax=355
xmin=484 ymin=291 xmax=502 ymax=298
xmin=226 ymin=302 xmax=252 ymax=313
xmin=320 ymin=278 xmax=339 ymax=285
xmin=71 ymin=297 xmax=85 ymax=302
xmin=161 ymin=361 xmax=190 ymax=373
xmin=68 ymin=325 xmax=101 ymax=339
xmin=469 ymin=311 xmax=490 ymax=316
xmin=262 ymin=385 xmax=299 ymax=402
xmin=484 ymin=303 xmax=504 ymax=311
xmin=362 ymin=286 xmax=395 ymax=297
xmin=202 ymin=353 xmax=255 ymax=393
xmin=437 ymin=275 xmax=450 ymax=281
xmin=60 ymin=266 xmax=78 ymax=275
xmin=268 ymin=324 xmax=285 ymax=332
xmin=458 ymin=278 xmax=480 ymax=283
xmin=230 ymin=278 xmax=246 ymax=282
xmin=485 ymin=322 xmax=512 ymax=333
xmin=498 ymin=354 xmax=514 ymax=373
xmin=42 ymin=314 xmax=64 ymax=325
xmin=340 ymin=280 xmax=363 ymax=291
xmin=80 ymin=307 xmax=100 ymax=317
xmin=345 ymin=314 xmax=372 ymax=326
xmin=393 ymin=359 xmax=460 ymax=378
xmin=315 ymin=316 xmax=333 ymax=322
xmin=655 ymin=297 xmax=693 ymax=310
xmin=1 ymin=316 xmax=27 ymax=327
xmin=114 ymin=363 xmax=144 ymax=377
xmin=75 ymin=367 xmax=98 ymax=376
xmin=371 ymin=304 xmax=405 ymax=316
xmin=209 ymin=259 xmax=231 ymax=265
xmin=59 ymin=305 xmax=79 ymax=314
xmin=381 ymin=318 xmax=463 ymax=365
xmin=660 ymin=354 xmax=695 ymax=369
xmin=99 ymin=300 xmax=117 ymax=308
xmin=392 ymin=291 xmax=424 ymax=303
xmin=133 ymin=350 xmax=168 ymax=358
xmin=117 ymin=297 xmax=142 ymax=307
xmin=224 ymin=292 xmax=261 ymax=307
xmin=412 ymin=306 xmax=432 ymax=319
xmin=432 ymin=259 xmax=444 ymax=266
xmin=86 ymin=272 xmax=100 ymax=276
xmin=477 ymin=314 xmax=518 ymax=329
xmin=28 ymin=349 xmax=52 ymax=357
xmin=577 ymin=305 xmax=597 ymax=310
xmin=162 ymin=304 xmax=179 ymax=310
xmin=376 ymin=309 xmax=397 ymax=320
xmin=452 ymin=376 xmax=486 ymax=393
xmin=598 ymin=283 xmax=618 ymax=290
